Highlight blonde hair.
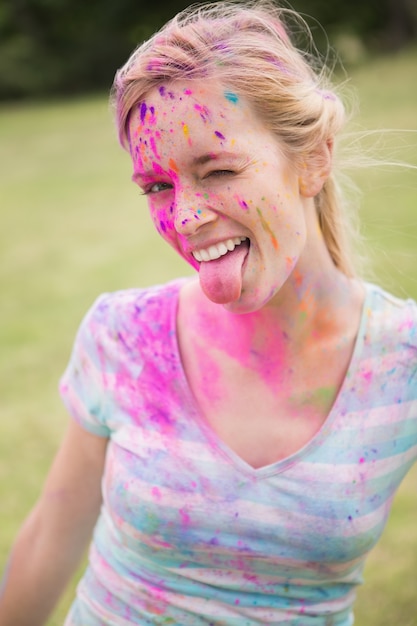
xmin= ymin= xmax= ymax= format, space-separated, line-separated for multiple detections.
xmin=112 ymin=0 xmax=359 ymax=276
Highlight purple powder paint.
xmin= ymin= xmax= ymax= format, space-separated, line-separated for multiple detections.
xmin=264 ymin=55 xmax=291 ymax=76
xmin=194 ymin=103 xmax=211 ymax=123
xmin=159 ymin=85 xmax=166 ymax=96
xmin=315 ymin=88 xmax=337 ymax=101
xmin=140 ymin=102 xmax=147 ymax=123
xmin=214 ymin=130 xmax=226 ymax=140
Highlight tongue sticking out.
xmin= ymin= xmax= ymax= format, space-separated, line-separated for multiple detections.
xmin=198 ymin=241 xmax=249 ymax=304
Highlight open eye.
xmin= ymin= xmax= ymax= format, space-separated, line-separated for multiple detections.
xmin=143 ymin=182 xmax=173 ymax=195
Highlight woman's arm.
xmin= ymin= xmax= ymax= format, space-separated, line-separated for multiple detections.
xmin=0 ymin=419 xmax=108 ymax=626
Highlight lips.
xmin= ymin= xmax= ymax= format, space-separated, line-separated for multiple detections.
xmin=192 ymin=236 xmax=248 ymax=262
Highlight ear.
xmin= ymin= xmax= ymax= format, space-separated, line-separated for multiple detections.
xmin=299 ymin=139 xmax=333 ymax=198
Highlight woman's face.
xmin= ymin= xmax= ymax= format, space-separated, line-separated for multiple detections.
xmin=128 ymin=80 xmax=309 ymax=313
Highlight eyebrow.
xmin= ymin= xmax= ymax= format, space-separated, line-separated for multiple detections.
xmin=132 ymin=152 xmax=242 ymax=182
xmin=192 ymin=151 xmax=239 ymax=165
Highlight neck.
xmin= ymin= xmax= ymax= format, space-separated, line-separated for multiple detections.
xmin=184 ymin=273 xmax=361 ymax=381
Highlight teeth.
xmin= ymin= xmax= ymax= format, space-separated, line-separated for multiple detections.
xmin=192 ymin=237 xmax=247 ymax=262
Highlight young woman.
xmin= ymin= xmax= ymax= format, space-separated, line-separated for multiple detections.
xmin=1 ymin=2 xmax=416 ymax=625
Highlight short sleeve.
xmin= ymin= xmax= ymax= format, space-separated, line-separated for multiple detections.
xmin=59 ymin=295 xmax=112 ymax=437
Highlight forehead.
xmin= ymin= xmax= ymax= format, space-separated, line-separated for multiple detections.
xmin=128 ymin=80 xmax=264 ymax=140
xmin=127 ymin=79 xmax=288 ymax=180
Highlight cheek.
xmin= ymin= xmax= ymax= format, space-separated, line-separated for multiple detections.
xmin=148 ymin=200 xmax=177 ymax=245
xmin=148 ymin=200 xmax=199 ymax=270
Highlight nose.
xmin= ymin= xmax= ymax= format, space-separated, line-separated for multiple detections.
xmin=173 ymin=191 xmax=217 ymax=236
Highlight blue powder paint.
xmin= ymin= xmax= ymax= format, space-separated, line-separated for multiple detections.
xmin=224 ymin=91 xmax=239 ymax=104
xmin=140 ymin=102 xmax=147 ymax=123
xmin=214 ymin=131 xmax=226 ymax=140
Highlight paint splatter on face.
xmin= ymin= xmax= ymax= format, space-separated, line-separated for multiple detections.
xmin=224 ymin=91 xmax=239 ymax=105
xmin=128 ymin=80 xmax=308 ymax=313
xmin=256 ymin=207 xmax=279 ymax=250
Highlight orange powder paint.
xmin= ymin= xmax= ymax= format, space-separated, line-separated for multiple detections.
xmin=169 ymin=158 xmax=179 ymax=172
xmin=292 ymin=269 xmax=303 ymax=288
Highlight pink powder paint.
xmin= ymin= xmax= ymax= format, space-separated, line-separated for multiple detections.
xmin=194 ymin=103 xmax=211 ymax=122
xmin=362 ymin=370 xmax=373 ymax=383
xmin=179 ymin=507 xmax=191 ymax=526
xmin=150 ymin=136 xmax=160 ymax=159
xmin=234 ymin=195 xmax=249 ymax=210
xmin=151 ymin=486 xmax=162 ymax=500
xmin=196 ymin=307 xmax=288 ymax=390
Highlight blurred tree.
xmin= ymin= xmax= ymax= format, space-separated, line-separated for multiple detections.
xmin=383 ymin=0 xmax=417 ymax=49
xmin=0 ymin=0 xmax=196 ymax=98
xmin=0 ymin=0 xmax=415 ymax=100
xmin=291 ymin=0 xmax=417 ymax=51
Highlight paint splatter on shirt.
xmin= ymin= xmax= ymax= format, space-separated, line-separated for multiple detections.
xmin=60 ymin=279 xmax=417 ymax=625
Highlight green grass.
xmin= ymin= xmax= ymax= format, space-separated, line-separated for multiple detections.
xmin=0 ymin=47 xmax=416 ymax=625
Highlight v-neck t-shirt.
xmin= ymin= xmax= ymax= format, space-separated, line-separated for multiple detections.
xmin=60 ymin=279 xmax=417 ymax=625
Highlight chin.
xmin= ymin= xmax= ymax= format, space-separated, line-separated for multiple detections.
xmin=219 ymin=291 xmax=273 ymax=315
xmin=228 ymin=280 xmax=288 ymax=314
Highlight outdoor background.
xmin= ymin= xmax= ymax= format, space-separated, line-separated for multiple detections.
xmin=1 ymin=0 xmax=416 ymax=625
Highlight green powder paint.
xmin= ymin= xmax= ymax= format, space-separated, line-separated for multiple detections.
xmin=315 ymin=386 xmax=335 ymax=407
xmin=298 ymin=310 xmax=308 ymax=324
xmin=291 ymin=385 xmax=335 ymax=411
xmin=256 ymin=207 xmax=279 ymax=250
